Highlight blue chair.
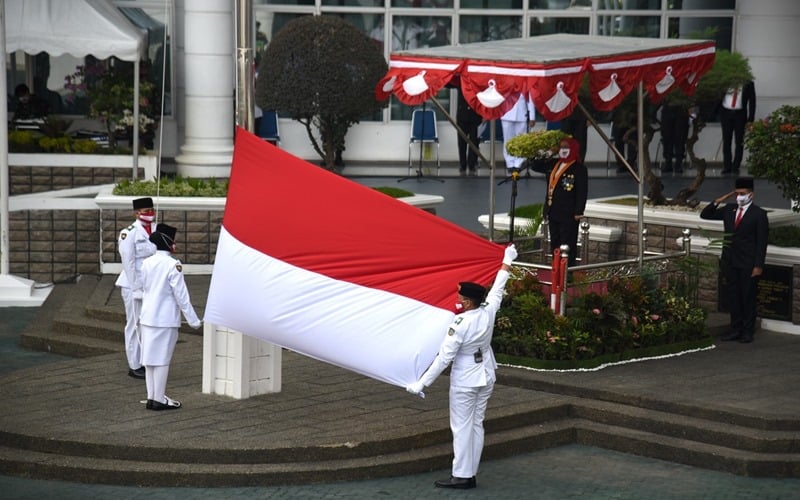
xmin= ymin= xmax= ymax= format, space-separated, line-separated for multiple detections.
xmin=408 ymin=108 xmax=440 ymax=176
xmin=257 ymin=110 xmax=280 ymax=145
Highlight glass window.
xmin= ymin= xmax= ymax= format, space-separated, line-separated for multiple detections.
xmin=459 ymin=15 xmax=523 ymax=43
xmin=391 ymin=0 xmax=454 ymax=7
xmin=668 ymin=0 xmax=736 ymax=10
xmin=530 ymin=0 xmax=591 ymax=9
xmin=383 ymin=16 xmax=451 ymax=50
xmin=598 ymin=15 xmax=661 ymax=38
xmin=668 ymin=17 xmax=732 ymax=51
xmin=530 ymin=16 xmax=590 ymax=36
xmin=257 ymin=0 xmax=314 ymax=5
xmin=462 ymin=0 xmax=522 ymax=8
xmin=322 ymin=0 xmax=384 ymax=5
xmin=255 ymin=13 xmax=311 ymax=45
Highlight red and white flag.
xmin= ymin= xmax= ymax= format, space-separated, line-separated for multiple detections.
xmin=204 ymin=128 xmax=503 ymax=387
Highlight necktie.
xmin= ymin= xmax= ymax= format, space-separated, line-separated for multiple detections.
xmin=731 ymin=87 xmax=739 ymax=109
xmin=735 ymin=208 xmax=743 ymax=229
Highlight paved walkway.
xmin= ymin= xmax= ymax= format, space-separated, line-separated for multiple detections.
xmin=2 ymin=166 xmax=799 ymax=498
xmin=2 ymin=274 xmax=800 ymax=499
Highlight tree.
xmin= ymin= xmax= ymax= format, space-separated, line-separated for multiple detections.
xmin=745 ymin=105 xmax=800 ymax=212
xmin=623 ymin=50 xmax=755 ymax=206
xmin=256 ymin=16 xmax=389 ymax=170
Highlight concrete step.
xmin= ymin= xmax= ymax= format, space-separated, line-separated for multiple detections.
xmin=0 ymin=421 xmax=575 ymax=487
xmin=572 ymin=399 xmax=800 ymax=454
xmin=575 ymin=420 xmax=800 ymax=478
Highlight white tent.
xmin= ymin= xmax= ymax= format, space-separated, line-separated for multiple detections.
xmin=5 ymin=0 xmax=144 ymax=61
xmin=1 ymin=0 xmax=145 ymax=305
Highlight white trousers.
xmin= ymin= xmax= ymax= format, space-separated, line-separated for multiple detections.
xmin=119 ymin=287 xmax=143 ymax=370
xmin=449 ymin=381 xmax=494 ymax=478
xmin=501 ymin=120 xmax=528 ymax=169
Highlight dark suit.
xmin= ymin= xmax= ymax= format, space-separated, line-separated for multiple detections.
xmin=456 ymin=89 xmax=482 ymax=173
xmin=700 ymin=200 xmax=769 ymax=341
xmin=531 ymin=159 xmax=588 ymax=266
xmin=719 ymin=81 xmax=756 ymax=172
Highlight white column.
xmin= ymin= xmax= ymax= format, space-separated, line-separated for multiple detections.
xmin=736 ymin=0 xmax=800 ymax=117
xmin=175 ymin=0 xmax=235 ymax=177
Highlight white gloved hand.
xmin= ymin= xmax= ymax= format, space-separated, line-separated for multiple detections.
xmin=190 ymin=320 xmax=202 ymax=330
xmin=132 ymin=289 xmax=143 ymax=300
xmin=405 ymin=381 xmax=425 ymax=398
xmin=503 ymin=244 xmax=518 ymax=266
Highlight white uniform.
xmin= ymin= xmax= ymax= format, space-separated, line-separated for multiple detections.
xmin=501 ymin=94 xmax=537 ymax=170
xmin=140 ymin=251 xmax=200 ymax=365
xmin=418 ymin=269 xmax=510 ymax=479
xmin=115 ymin=219 xmax=156 ymax=370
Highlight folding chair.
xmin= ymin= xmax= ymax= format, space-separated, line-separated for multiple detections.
xmin=408 ymin=107 xmax=440 ymax=176
xmin=257 ymin=110 xmax=280 ymax=146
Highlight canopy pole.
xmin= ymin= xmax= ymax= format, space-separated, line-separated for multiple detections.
xmin=428 ymin=96 xmax=490 ymax=166
xmin=637 ymin=81 xmax=645 ymax=269
xmin=235 ymin=0 xmax=255 ymax=132
xmin=488 ymin=120 xmax=497 ymax=241
xmin=132 ymin=59 xmax=140 ymax=179
xmin=575 ymin=100 xmax=639 ymax=184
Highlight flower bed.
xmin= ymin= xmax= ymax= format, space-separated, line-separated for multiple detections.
xmin=492 ymin=269 xmax=712 ymax=370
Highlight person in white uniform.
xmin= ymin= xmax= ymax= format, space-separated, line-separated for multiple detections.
xmin=501 ymin=94 xmax=536 ymax=173
xmin=140 ymin=224 xmax=202 ymax=411
xmin=406 ymin=244 xmax=517 ymax=490
xmin=115 ymin=197 xmax=157 ymax=379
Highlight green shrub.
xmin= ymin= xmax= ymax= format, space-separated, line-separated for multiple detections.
xmin=373 ymin=186 xmax=414 ymax=198
xmin=113 ymin=176 xmax=229 ymax=197
xmin=493 ymin=269 xmax=709 ymax=365
xmin=505 ymin=129 xmax=570 ymax=160
xmin=769 ymin=225 xmax=800 ymax=247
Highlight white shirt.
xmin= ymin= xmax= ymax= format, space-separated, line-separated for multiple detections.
xmin=419 ymin=270 xmax=510 ymax=388
xmin=501 ymin=94 xmax=537 ymax=122
xmin=140 ymin=251 xmax=200 ymax=328
xmin=722 ymin=86 xmax=743 ymax=110
xmin=115 ymin=219 xmax=156 ymax=291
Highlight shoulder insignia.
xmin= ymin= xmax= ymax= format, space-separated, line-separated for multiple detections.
xmin=176 ymin=263 xmax=183 ymax=272
xmin=447 ymin=328 xmax=455 ymax=336
xmin=454 ymin=317 xmax=463 ymax=325
xmin=120 ymin=233 xmax=127 ymax=240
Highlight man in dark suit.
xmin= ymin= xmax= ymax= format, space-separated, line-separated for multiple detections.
xmin=455 ymin=88 xmax=482 ymax=177
xmin=530 ymin=137 xmax=588 ymax=266
xmin=719 ymin=81 xmax=756 ymax=174
xmin=700 ymin=177 xmax=769 ymax=343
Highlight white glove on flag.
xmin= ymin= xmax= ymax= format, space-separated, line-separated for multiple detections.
xmin=503 ymin=244 xmax=518 ymax=266
xmin=405 ymin=381 xmax=426 ymax=398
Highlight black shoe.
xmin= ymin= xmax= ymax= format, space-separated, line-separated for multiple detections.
xmin=459 ymin=168 xmax=467 ymax=177
xmin=720 ymin=331 xmax=741 ymax=341
xmin=739 ymin=336 xmax=754 ymax=344
xmin=468 ymin=168 xmax=478 ymax=177
xmin=128 ymin=367 xmax=145 ymax=379
xmin=148 ymin=397 xmax=181 ymax=411
xmin=434 ymin=476 xmax=476 ymax=489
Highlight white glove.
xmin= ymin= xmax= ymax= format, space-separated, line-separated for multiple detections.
xmin=503 ymin=244 xmax=518 ymax=266
xmin=190 ymin=320 xmax=202 ymax=330
xmin=405 ymin=381 xmax=426 ymax=398
xmin=132 ymin=289 xmax=143 ymax=300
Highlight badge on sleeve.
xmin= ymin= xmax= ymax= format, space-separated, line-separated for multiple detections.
xmin=176 ymin=264 xmax=183 ymax=272
xmin=120 ymin=233 xmax=127 ymax=240
xmin=447 ymin=328 xmax=455 ymax=336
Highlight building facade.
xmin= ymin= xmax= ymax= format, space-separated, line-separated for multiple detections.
xmin=8 ymin=0 xmax=800 ymax=172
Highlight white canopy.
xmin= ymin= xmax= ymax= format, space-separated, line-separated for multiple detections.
xmin=5 ymin=0 xmax=144 ymax=61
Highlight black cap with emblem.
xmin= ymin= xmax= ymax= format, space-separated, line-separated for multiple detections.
xmin=150 ymin=223 xmax=177 ymax=251
xmin=458 ymin=281 xmax=486 ymax=302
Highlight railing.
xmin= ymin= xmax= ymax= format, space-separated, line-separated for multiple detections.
xmin=512 ymin=227 xmax=693 ymax=315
